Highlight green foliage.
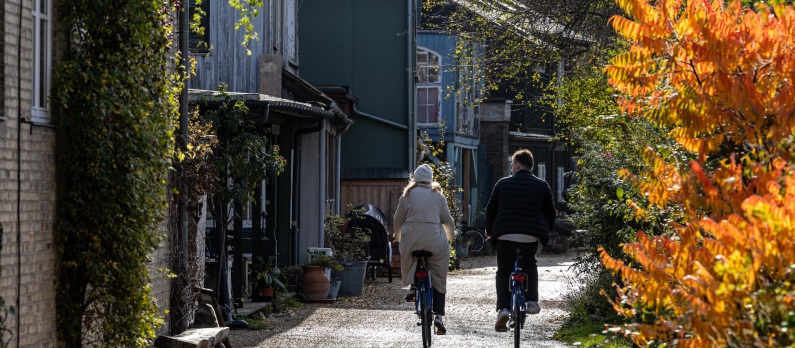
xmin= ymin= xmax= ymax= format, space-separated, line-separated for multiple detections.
xmin=51 ymin=0 xmax=177 ymax=345
xmin=422 ymin=0 xmax=622 ymax=106
xmin=227 ymin=0 xmax=263 ymax=55
xmin=269 ymin=291 xmax=302 ymax=313
xmin=203 ymin=88 xmax=285 ymax=208
xmin=251 ymin=256 xmax=285 ymax=290
xmin=544 ymin=42 xmax=683 ymax=274
xmin=305 ymin=249 xmax=344 ymax=271
xmin=418 ymin=126 xmax=464 ymax=225
xmin=242 ymin=316 xmax=271 ymax=330
xmin=554 ymin=320 xmax=631 ymax=348
xmin=325 ymin=206 xmax=371 ymax=262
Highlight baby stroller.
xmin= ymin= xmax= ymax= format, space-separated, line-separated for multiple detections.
xmin=346 ymin=204 xmax=393 ymax=282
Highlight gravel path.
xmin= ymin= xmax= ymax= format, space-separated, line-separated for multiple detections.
xmin=229 ymin=253 xmax=576 ymax=347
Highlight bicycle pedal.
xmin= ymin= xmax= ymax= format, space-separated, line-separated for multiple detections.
xmin=498 ymin=328 xmax=508 ymax=333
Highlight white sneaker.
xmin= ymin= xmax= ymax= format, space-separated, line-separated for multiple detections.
xmin=526 ymin=301 xmax=541 ymax=314
xmin=495 ymin=308 xmax=510 ymax=332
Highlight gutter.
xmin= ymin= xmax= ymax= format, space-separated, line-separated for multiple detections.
xmin=352 ymin=104 xmax=408 ymax=130
xmin=194 ymin=99 xmax=334 ymax=119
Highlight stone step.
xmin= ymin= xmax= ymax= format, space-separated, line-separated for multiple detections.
xmin=154 ymin=327 xmax=229 ymax=348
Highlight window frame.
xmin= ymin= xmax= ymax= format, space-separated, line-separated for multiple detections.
xmin=416 ymin=47 xmax=442 ymax=126
xmin=417 ymin=86 xmax=441 ymax=125
xmin=538 ymin=163 xmax=546 ymax=182
xmin=32 ymin=0 xmax=52 ymax=123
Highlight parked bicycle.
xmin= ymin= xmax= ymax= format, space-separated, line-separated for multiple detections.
xmin=462 ymin=228 xmax=486 ymax=253
xmin=412 ymin=250 xmax=435 ymax=348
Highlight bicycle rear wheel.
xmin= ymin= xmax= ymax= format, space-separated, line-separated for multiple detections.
xmin=420 ymin=286 xmax=432 ymax=347
xmin=514 ymin=294 xmax=522 ymax=348
xmin=464 ymin=229 xmax=485 ymax=253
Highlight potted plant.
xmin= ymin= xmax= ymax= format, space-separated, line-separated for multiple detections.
xmin=250 ymin=255 xmax=285 ymax=302
xmin=283 ymin=265 xmax=303 ymax=292
xmin=299 ymin=249 xmax=343 ymax=300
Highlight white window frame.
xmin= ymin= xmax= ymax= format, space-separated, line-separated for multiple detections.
xmin=417 ymin=47 xmax=442 ymax=126
xmin=538 ymin=164 xmax=546 ymax=182
xmin=417 ymin=86 xmax=441 ymax=125
xmin=557 ymin=166 xmax=565 ymax=202
xmin=32 ymin=0 xmax=52 ymax=123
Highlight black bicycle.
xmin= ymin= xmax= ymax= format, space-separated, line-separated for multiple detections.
xmin=509 ymin=246 xmax=528 ymax=348
xmin=413 ymin=250 xmax=434 ymax=348
xmin=462 ymin=228 xmax=486 ymax=253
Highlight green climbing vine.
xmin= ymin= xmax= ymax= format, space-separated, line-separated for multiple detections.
xmin=51 ymin=0 xmax=178 ymax=346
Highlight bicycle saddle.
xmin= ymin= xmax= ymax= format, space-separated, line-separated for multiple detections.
xmin=412 ymin=251 xmax=433 ymax=257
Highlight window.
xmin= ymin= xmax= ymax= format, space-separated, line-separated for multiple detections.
xmin=32 ymin=0 xmax=51 ymax=123
xmin=189 ymin=0 xmax=210 ymax=53
xmin=417 ymin=87 xmax=439 ymax=124
xmin=557 ymin=167 xmax=565 ymax=202
xmin=538 ymin=164 xmax=546 ymax=182
xmin=417 ymin=47 xmax=441 ymax=124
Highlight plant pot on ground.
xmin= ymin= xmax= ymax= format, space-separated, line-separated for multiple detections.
xmin=283 ymin=265 xmax=303 ymax=292
xmin=299 ymin=250 xmax=343 ymax=300
xmin=250 ymin=255 xmax=285 ymax=302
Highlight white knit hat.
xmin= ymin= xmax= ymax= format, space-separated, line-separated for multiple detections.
xmin=413 ymin=164 xmax=433 ymax=183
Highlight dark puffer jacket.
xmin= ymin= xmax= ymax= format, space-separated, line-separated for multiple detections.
xmin=485 ymin=169 xmax=556 ymax=246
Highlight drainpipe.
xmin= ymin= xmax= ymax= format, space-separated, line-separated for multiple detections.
xmin=334 ymin=116 xmax=351 ymax=218
xmin=407 ymin=0 xmax=416 ymax=171
xmin=352 ymin=104 xmax=407 ymax=130
xmin=550 ymin=60 xmax=563 ymax=205
xmin=318 ymin=122 xmax=326 ymax=248
xmin=16 ymin=1 xmax=23 ymax=345
xmin=177 ymin=0 xmax=190 ymax=334
xmin=335 ymin=135 xmax=341 ymax=216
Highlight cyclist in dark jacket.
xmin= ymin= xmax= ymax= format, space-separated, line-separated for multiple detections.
xmin=485 ymin=149 xmax=556 ymax=332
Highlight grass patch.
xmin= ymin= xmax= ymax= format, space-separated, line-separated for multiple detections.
xmin=554 ymin=322 xmax=631 ymax=348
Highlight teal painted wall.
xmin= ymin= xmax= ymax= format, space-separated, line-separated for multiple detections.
xmin=298 ymin=0 xmax=413 ymax=172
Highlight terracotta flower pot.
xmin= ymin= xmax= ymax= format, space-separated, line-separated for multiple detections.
xmin=257 ymin=287 xmax=274 ymax=302
xmin=298 ymin=265 xmax=330 ymax=300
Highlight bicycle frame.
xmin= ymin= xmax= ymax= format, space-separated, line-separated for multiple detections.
xmin=510 ymin=257 xmax=527 ymax=328
xmin=414 ymin=262 xmax=434 ymax=317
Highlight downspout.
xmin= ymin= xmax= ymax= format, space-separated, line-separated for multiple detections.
xmin=551 ymin=60 xmax=563 ymax=204
xmin=318 ymin=122 xmax=326 ymax=248
xmin=335 ymin=114 xmax=352 ymax=217
xmin=177 ymin=0 xmax=190 ymax=334
xmin=16 ymin=0 xmax=23 ymax=344
xmin=407 ymin=0 xmax=416 ymax=171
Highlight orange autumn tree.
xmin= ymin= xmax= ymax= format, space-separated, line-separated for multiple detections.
xmin=599 ymin=0 xmax=795 ymax=346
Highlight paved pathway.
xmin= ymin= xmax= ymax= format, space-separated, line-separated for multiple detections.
xmin=229 ymin=253 xmax=576 ymax=347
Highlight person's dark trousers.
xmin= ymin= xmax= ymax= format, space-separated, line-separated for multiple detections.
xmin=433 ymin=289 xmax=445 ymax=315
xmin=495 ymin=240 xmax=539 ymax=311
xmin=414 ymin=275 xmax=446 ymax=315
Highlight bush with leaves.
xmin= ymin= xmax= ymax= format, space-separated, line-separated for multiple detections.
xmin=51 ymin=0 xmax=178 ymax=345
xmin=599 ymin=0 xmax=795 ymax=346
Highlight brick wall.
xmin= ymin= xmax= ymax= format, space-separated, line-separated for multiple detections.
xmin=0 ymin=0 xmax=174 ymax=346
xmin=1 ymin=0 xmax=58 ymax=346
xmin=480 ymin=121 xmax=510 ymax=190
